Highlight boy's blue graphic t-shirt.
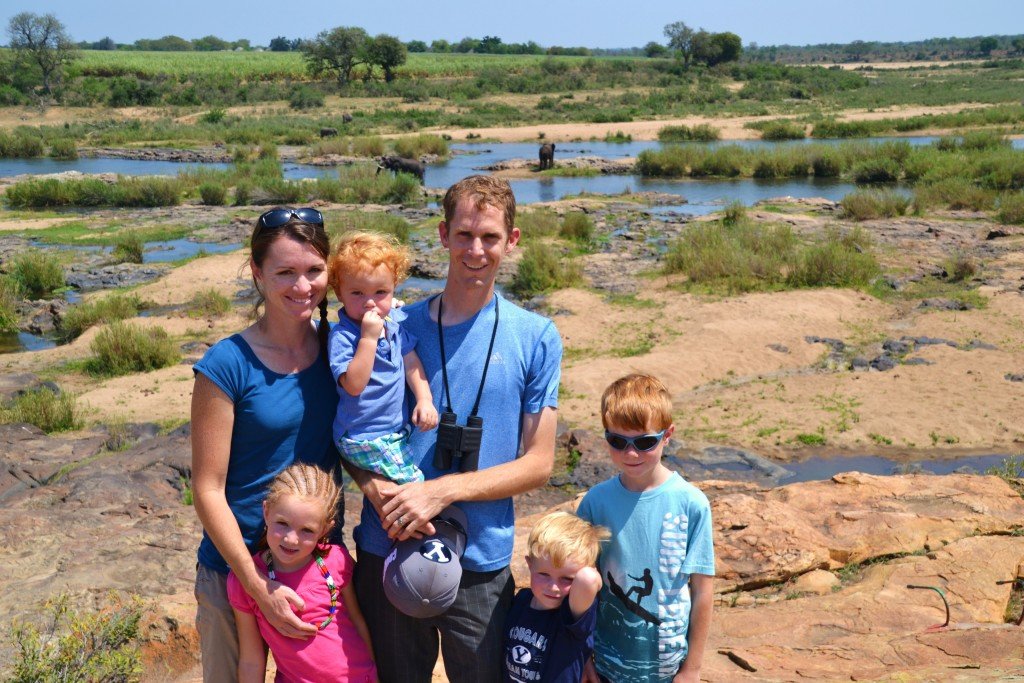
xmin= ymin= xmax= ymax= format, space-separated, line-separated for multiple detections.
xmin=577 ymin=473 xmax=715 ymax=683
xmin=502 ymin=588 xmax=597 ymax=683
xmin=354 ymin=293 xmax=562 ymax=572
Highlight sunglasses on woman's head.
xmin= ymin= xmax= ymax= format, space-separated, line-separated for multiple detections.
xmin=604 ymin=429 xmax=667 ymax=452
xmin=257 ymin=207 xmax=324 ymax=229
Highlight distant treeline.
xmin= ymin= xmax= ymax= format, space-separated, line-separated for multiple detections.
xmin=77 ymin=34 xmax=592 ymax=56
xmin=745 ymin=34 xmax=1024 ymax=63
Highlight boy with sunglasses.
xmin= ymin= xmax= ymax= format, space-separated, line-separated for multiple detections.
xmin=577 ymin=374 xmax=715 ymax=683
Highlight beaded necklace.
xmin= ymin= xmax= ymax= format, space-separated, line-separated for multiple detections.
xmin=265 ymin=550 xmax=337 ymax=630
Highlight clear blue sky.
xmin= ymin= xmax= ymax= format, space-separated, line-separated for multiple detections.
xmin=9 ymin=0 xmax=1024 ymax=48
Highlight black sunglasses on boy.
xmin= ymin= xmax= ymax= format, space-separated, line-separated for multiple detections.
xmin=257 ymin=207 xmax=324 ymax=229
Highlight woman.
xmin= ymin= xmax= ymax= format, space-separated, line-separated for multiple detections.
xmin=190 ymin=207 xmax=340 ymax=681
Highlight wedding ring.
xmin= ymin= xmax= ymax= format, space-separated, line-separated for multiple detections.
xmin=397 ymin=515 xmax=405 ymax=526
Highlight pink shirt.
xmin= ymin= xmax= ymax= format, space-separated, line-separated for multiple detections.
xmin=227 ymin=545 xmax=377 ymax=683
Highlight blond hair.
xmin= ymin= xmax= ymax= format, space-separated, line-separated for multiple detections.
xmin=264 ymin=463 xmax=340 ymax=550
xmin=527 ymin=511 xmax=609 ymax=568
xmin=328 ymin=231 xmax=410 ymax=292
xmin=601 ymin=373 xmax=674 ymax=432
xmin=442 ymin=174 xmax=516 ymax=237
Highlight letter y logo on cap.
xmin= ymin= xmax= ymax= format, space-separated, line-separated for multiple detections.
xmin=420 ymin=539 xmax=452 ymax=563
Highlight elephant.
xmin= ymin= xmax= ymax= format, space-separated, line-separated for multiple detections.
xmin=341 ymin=112 xmax=353 ymax=123
xmin=319 ymin=127 xmax=338 ymax=138
xmin=538 ymin=142 xmax=556 ymax=170
xmin=377 ymin=155 xmax=425 ymax=183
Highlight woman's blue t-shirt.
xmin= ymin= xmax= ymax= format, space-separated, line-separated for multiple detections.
xmin=193 ymin=334 xmax=339 ymax=574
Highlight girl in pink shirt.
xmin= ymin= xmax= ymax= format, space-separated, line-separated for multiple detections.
xmin=228 ymin=464 xmax=377 ymax=682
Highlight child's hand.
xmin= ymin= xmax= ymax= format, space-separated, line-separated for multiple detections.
xmin=412 ymin=401 xmax=438 ymax=431
xmin=360 ymin=310 xmax=385 ymax=340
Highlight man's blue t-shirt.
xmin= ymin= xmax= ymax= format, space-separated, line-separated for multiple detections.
xmin=502 ymin=588 xmax=597 ymax=683
xmin=354 ymin=293 xmax=562 ymax=572
xmin=193 ymin=334 xmax=339 ymax=574
xmin=327 ymin=307 xmax=416 ymax=441
xmin=577 ymin=473 xmax=715 ymax=683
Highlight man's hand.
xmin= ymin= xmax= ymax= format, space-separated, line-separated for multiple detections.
xmin=412 ymin=400 xmax=439 ymax=431
xmin=360 ymin=310 xmax=384 ymax=340
xmin=381 ymin=480 xmax=444 ymax=540
xmin=252 ymin=576 xmax=317 ymax=639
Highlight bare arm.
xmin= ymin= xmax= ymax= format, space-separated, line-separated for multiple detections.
xmin=341 ymin=581 xmax=375 ymax=661
xmin=338 ymin=321 xmax=381 ymax=395
xmin=381 ymin=406 xmax=557 ymax=540
xmin=674 ymin=573 xmax=714 ymax=683
xmin=568 ymin=565 xmax=602 ymax=620
xmin=233 ymin=608 xmax=268 ymax=683
xmin=191 ymin=373 xmax=316 ymax=639
xmin=404 ymin=349 xmax=438 ymax=430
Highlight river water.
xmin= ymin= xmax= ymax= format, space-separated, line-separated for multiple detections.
xmin=4 ymin=135 xmax=1009 ymax=211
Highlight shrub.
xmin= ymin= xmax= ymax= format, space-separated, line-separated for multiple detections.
xmin=289 ymin=85 xmax=324 ymax=110
xmin=10 ymin=251 xmax=65 ymax=299
xmin=327 ymin=211 xmax=411 ymax=243
xmin=199 ymin=182 xmax=227 ymax=206
xmin=812 ymin=119 xmax=872 ymax=138
xmin=913 ymin=179 xmax=995 ymax=212
xmin=234 ymin=181 xmax=253 ymax=206
xmin=657 ymin=124 xmax=720 ymax=142
xmin=48 ymin=139 xmax=78 ymax=161
xmin=516 ymin=208 xmax=561 ymax=237
xmin=811 ymin=151 xmax=843 ymax=178
xmin=393 ymin=134 xmax=449 ymax=159
xmin=852 ymin=158 xmax=900 ymax=183
xmin=9 ymin=593 xmax=142 ymax=682
xmin=59 ymin=292 xmax=144 ymax=342
xmin=786 ymin=228 xmax=880 ymax=288
xmin=200 ymin=108 xmax=226 ymax=124
xmin=604 ymin=130 xmax=632 ymax=143
xmin=840 ymin=190 xmax=911 ymax=220
xmin=0 ymin=274 xmax=19 ymax=332
xmin=559 ymin=212 xmax=594 ymax=242
xmin=663 ymin=220 xmax=798 ymax=293
xmin=0 ymin=385 xmax=82 ymax=433
xmin=86 ymin=322 xmax=180 ymax=376
xmin=723 ymin=202 xmax=746 ymax=227
xmin=351 ymin=136 xmax=386 ymax=158
xmin=944 ymin=252 xmax=979 ymax=282
xmin=0 ymin=132 xmax=44 ymax=158
xmin=511 ymin=243 xmax=581 ymax=297
xmin=692 ymin=146 xmax=745 ymax=177
xmin=112 ymin=231 xmax=144 ymax=264
xmin=760 ymin=121 xmax=806 ymax=141
xmin=6 ymin=177 xmax=183 ymax=208
xmin=996 ymin=191 xmax=1024 ymax=224
xmin=187 ymin=289 xmax=231 ymax=317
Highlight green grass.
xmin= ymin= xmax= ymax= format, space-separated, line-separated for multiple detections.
xmin=59 ymin=293 xmax=146 ymax=342
xmin=657 ymin=124 xmax=721 ymax=142
xmin=516 ymin=208 xmax=561 ymax=237
xmin=510 ymin=242 xmax=582 ymax=298
xmin=760 ymin=121 xmax=807 ymax=140
xmin=186 ymin=289 xmax=232 ymax=318
xmin=559 ymin=211 xmax=594 ymax=243
xmin=0 ymin=274 xmax=20 ymax=332
xmin=9 ymin=251 xmax=65 ymax=299
xmin=5 ymin=176 xmax=183 ymax=209
xmin=84 ymin=322 xmax=180 ymax=377
xmin=0 ymin=386 xmax=82 ymax=433
xmin=112 ymin=232 xmax=144 ymax=264
xmin=840 ymin=190 xmax=911 ymax=220
xmin=795 ymin=432 xmax=826 ymax=446
xmin=324 ymin=210 xmax=412 ymax=243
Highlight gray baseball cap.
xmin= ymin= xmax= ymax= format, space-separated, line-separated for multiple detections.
xmin=382 ymin=505 xmax=469 ymax=619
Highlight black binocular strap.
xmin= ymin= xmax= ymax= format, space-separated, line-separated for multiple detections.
xmin=436 ymin=294 xmax=500 ymax=418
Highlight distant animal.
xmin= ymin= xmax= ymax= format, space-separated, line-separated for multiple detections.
xmin=319 ymin=127 xmax=338 ymax=138
xmin=539 ymin=142 xmax=556 ymax=170
xmin=377 ymin=155 xmax=425 ymax=183
xmin=341 ymin=112 xmax=353 ymax=124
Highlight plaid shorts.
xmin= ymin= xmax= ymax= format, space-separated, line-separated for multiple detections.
xmin=339 ymin=427 xmax=424 ymax=484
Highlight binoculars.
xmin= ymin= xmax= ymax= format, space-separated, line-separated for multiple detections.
xmin=433 ymin=411 xmax=483 ymax=472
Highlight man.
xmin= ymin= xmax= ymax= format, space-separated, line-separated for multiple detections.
xmin=350 ymin=174 xmax=562 ymax=682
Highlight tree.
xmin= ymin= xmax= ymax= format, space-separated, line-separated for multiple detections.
xmin=479 ymin=35 xmax=503 ymax=53
xmin=979 ymin=37 xmax=998 ymax=56
xmin=91 ymin=36 xmax=116 ymax=50
xmin=709 ymin=32 xmax=742 ymax=65
xmin=430 ymin=39 xmax=450 ymax=53
xmin=6 ymin=12 xmax=78 ymax=94
xmin=643 ymin=41 xmax=668 ymax=58
xmin=193 ymin=35 xmax=230 ymax=51
xmin=406 ymin=40 xmax=427 ymax=53
xmin=1013 ymin=38 xmax=1024 ymax=55
xmin=302 ymin=26 xmax=369 ymax=84
xmin=664 ymin=21 xmax=695 ymax=65
xmin=269 ymin=36 xmax=292 ymax=51
xmin=366 ymin=34 xmax=407 ymax=82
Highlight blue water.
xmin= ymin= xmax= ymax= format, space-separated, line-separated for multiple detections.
xmin=46 ymin=238 xmax=240 ymax=263
xmin=3 ymin=136 xmax=1015 ymax=208
xmin=0 ymin=330 xmax=56 ymax=353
